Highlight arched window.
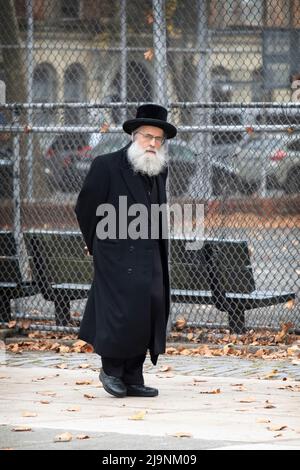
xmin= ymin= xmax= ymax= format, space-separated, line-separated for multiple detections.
xmin=64 ymin=63 xmax=87 ymax=125
xmin=33 ymin=63 xmax=57 ymax=125
xmin=111 ymin=61 xmax=152 ymax=123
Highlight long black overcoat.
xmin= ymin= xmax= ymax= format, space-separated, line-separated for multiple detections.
xmin=75 ymin=145 xmax=170 ymax=363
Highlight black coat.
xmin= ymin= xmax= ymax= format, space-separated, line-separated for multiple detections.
xmin=75 ymin=145 xmax=170 ymax=363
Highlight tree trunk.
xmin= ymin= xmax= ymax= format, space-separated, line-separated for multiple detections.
xmin=0 ymin=0 xmax=26 ymax=103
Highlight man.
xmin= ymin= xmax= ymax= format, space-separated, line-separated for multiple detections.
xmin=75 ymin=104 xmax=177 ymax=398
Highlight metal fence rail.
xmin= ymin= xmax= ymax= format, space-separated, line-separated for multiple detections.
xmin=0 ymin=0 xmax=299 ymax=334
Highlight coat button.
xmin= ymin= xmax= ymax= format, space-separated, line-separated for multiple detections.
xmin=129 ymin=246 xmax=134 ymax=252
xmin=127 ymin=268 xmax=133 ymax=274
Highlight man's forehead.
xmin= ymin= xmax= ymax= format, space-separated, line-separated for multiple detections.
xmin=138 ymin=125 xmax=164 ymax=136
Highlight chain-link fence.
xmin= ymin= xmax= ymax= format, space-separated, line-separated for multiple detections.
xmin=0 ymin=0 xmax=299 ymax=335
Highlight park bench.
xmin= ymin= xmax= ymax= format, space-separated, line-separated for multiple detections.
xmin=24 ymin=230 xmax=93 ymax=326
xmin=170 ymin=237 xmax=295 ymax=333
xmin=24 ymin=230 xmax=295 ymax=332
xmin=0 ymin=231 xmax=39 ymax=322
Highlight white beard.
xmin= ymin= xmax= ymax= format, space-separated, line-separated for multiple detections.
xmin=127 ymin=140 xmax=169 ymax=176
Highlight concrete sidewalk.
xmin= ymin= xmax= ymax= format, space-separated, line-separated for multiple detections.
xmin=0 ymin=352 xmax=299 ymax=450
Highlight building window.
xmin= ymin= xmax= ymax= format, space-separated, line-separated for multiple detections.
xmin=64 ymin=63 xmax=87 ymax=125
xmin=33 ymin=63 xmax=57 ymax=125
xmin=111 ymin=61 xmax=152 ymax=124
xmin=209 ymin=0 xmax=263 ymax=28
xmin=61 ymin=0 xmax=80 ymax=19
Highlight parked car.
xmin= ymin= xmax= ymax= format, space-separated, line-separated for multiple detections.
xmin=211 ymin=134 xmax=300 ymax=196
xmin=43 ymin=133 xmax=89 ymax=191
xmin=45 ymin=131 xmax=197 ymax=196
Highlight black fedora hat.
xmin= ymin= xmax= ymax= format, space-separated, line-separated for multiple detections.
xmin=123 ymin=104 xmax=177 ymax=139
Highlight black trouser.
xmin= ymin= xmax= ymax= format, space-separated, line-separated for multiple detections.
xmin=101 ymin=354 xmax=146 ymax=385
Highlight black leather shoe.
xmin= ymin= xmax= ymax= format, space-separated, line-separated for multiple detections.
xmin=126 ymin=384 xmax=159 ymax=397
xmin=99 ymin=369 xmax=127 ymax=398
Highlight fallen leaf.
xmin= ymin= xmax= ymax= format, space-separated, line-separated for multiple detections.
xmin=199 ymin=388 xmax=221 ymax=395
xmin=32 ymin=376 xmax=46 ymax=382
xmin=66 ymin=406 xmax=81 ymax=412
xmin=84 ymin=394 xmax=96 ymax=399
xmin=56 ymin=363 xmax=68 ymax=369
xmin=257 ymin=419 xmax=271 ymax=424
xmin=144 ymin=48 xmax=154 ymax=61
xmin=146 ymin=13 xmax=154 ymax=24
xmin=54 ymin=432 xmax=73 ymax=442
xmin=159 ymin=365 xmax=172 ymax=372
xmin=175 ymin=317 xmax=187 ymax=330
xmin=37 ymin=391 xmax=56 ymax=397
xmin=19 ymin=320 xmax=31 ymax=330
xmin=179 ymin=349 xmax=192 ymax=356
xmin=22 ymin=412 xmax=37 ymax=417
xmin=76 ymin=434 xmax=90 ymax=440
xmin=58 ymin=345 xmax=70 ymax=353
xmin=129 ymin=410 xmax=146 ymax=420
xmin=100 ymin=122 xmax=110 ymax=133
xmin=12 ymin=426 xmax=32 ymax=432
xmin=263 ymin=369 xmax=279 ymax=379
xmin=238 ymin=398 xmax=256 ymax=403
xmin=264 ymin=404 xmax=276 ymax=409
xmin=275 ymin=322 xmax=294 ymax=343
xmin=40 ymin=400 xmax=50 ymax=404
xmin=267 ymin=425 xmax=287 ymax=432
xmin=171 ymin=432 xmax=192 ymax=438
xmin=75 ymin=380 xmax=92 ymax=385
xmin=78 ymin=364 xmax=91 ymax=369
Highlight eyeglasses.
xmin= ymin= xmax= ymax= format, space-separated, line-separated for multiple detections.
xmin=134 ymin=131 xmax=165 ymax=145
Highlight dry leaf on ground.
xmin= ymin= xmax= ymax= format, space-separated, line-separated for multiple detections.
xmin=267 ymin=425 xmax=287 ymax=432
xmin=12 ymin=426 xmax=32 ymax=432
xmin=22 ymin=412 xmax=37 ymax=417
xmin=129 ymin=410 xmax=146 ymax=420
xmin=76 ymin=434 xmax=90 ymax=440
xmin=170 ymin=432 xmax=193 ymax=438
xmin=56 ymin=363 xmax=68 ymax=369
xmin=54 ymin=432 xmax=73 ymax=442
xmin=66 ymin=406 xmax=81 ymax=412
xmin=199 ymin=388 xmax=221 ymax=394
xmin=37 ymin=391 xmax=56 ymax=397
xmin=75 ymin=380 xmax=92 ymax=385
xmin=238 ymin=398 xmax=256 ymax=403
xmin=159 ymin=365 xmax=172 ymax=372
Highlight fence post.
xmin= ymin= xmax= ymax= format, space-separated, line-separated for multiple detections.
xmin=25 ymin=0 xmax=34 ymax=201
xmin=153 ymin=0 xmax=167 ymax=107
xmin=120 ymin=0 xmax=127 ymax=122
